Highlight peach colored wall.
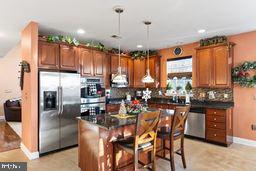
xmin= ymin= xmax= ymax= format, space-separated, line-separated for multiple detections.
xmin=0 ymin=44 xmax=21 ymax=117
xmin=158 ymin=31 xmax=256 ymax=141
xmin=21 ymin=22 xmax=39 ymax=152
xmin=229 ymin=31 xmax=256 ymax=141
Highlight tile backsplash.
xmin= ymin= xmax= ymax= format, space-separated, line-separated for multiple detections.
xmin=109 ymin=87 xmax=233 ymax=102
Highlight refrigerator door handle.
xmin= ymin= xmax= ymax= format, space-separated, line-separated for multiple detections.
xmin=60 ymin=86 xmax=64 ymax=114
xmin=57 ymin=86 xmax=61 ymax=115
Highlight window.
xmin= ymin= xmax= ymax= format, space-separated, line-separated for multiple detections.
xmin=167 ymin=56 xmax=192 ymax=92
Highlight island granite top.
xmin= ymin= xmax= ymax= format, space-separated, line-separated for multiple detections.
xmin=77 ymin=108 xmax=174 ymax=130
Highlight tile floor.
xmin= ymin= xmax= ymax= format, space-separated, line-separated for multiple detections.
xmin=0 ymin=139 xmax=256 ymax=171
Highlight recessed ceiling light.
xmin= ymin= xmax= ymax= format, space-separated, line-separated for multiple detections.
xmin=198 ymin=29 xmax=206 ymax=34
xmin=77 ymin=29 xmax=85 ymax=34
xmin=137 ymin=45 xmax=143 ymax=48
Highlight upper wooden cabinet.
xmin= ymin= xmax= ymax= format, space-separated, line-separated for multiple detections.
xmin=79 ymin=47 xmax=105 ymax=77
xmin=38 ymin=41 xmax=79 ymax=71
xmin=196 ymin=48 xmax=212 ymax=87
xmin=104 ymin=54 xmax=111 ymax=88
xmin=110 ymin=55 xmax=119 ymax=74
xmin=110 ymin=55 xmax=133 ymax=86
xmin=196 ymin=43 xmax=234 ymax=88
xmin=146 ymin=56 xmax=161 ymax=88
xmin=93 ymin=51 xmax=105 ymax=76
xmin=111 ymin=55 xmax=129 ymax=75
xmin=133 ymin=59 xmax=146 ymax=88
xmin=80 ymin=48 xmax=93 ymax=76
xmin=59 ymin=45 xmax=79 ymax=71
xmin=212 ymin=46 xmax=231 ymax=87
xmin=38 ymin=41 xmax=59 ymax=69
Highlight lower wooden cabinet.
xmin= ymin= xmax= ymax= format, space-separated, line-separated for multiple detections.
xmin=106 ymin=104 xmax=120 ymax=113
xmin=206 ymin=108 xmax=233 ymax=146
xmin=148 ymin=103 xmax=175 ymax=110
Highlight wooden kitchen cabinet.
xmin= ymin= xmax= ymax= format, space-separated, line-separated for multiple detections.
xmin=104 ymin=54 xmax=111 ymax=88
xmin=93 ymin=51 xmax=105 ymax=76
xmin=79 ymin=48 xmax=105 ymax=77
xmin=38 ymin=41 xmax=60 ymax=69
xmin=106 ymin=104 xmax=120 ymax=113
xmin=212 ymin=46 xmax=232 ymax=87
xmin=59 ymin=44 xmax=79 ymax=71
xmin=38 ymin=41 xmax=79 ymax=71
xmin=111 ymin=55 xmax=133 ymax=86
xmin=110 ymin=55 xmax=129 ymax=75
xmin=133 ymin=59 xmax=146 ymax=88
xmin=128 ymin=58 xmax=134 ymax=87
xmin=195 ymin=43 xmax=234 ymax=88
xmin=196 ymin=48 xmax=212 ymax=87
xmin=80 ymin=48 xmax=93 ymax=76
xmin=206 ymin=108 xmax=233 ymax=146
xmin=146 ymin=56 xmax=161 ymax=88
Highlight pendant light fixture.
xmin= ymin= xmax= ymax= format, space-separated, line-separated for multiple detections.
xmin=112 ymin=6 xmax=127 ymax=83
xmin=142 ymin=21 xmax=154 ymax=83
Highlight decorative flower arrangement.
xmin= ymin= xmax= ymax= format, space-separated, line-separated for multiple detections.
xmin=126 ymin=99 xmax=145 ymax=115
xmin=232 ymin=61 xmax=256 ymax=88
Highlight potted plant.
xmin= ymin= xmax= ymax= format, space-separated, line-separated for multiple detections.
xmin=166 ymin=82 xmax=173 ymax=95
xmin=185 ymin=82 xmax=192 ymax=94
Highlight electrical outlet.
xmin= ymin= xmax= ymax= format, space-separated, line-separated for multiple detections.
xmin=251 ymin=124 xmax=256 ymax=131
xmin=224 ymin=94 xmax=229 ymax=99
xmin=253 ymin=95 xmax=256 ymax=101
xmin=199 ymin=92 xmax=206 ymax=98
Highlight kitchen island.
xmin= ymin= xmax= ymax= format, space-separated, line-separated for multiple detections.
xmin=77 ymin=109 xmax=174 ymax=171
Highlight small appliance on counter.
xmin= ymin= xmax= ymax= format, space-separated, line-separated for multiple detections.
xmin=111 ymin=74 xmax=128 ymax=87
xmin=80 ymin=77 xmax=106 ymax=116
xmin=135 ymin=90 xmax=142 ymax=99
xmin=126 ymin=92 xmax=131 ymax=101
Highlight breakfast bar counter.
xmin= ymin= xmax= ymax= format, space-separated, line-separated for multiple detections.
xmin=77 ymin=109 xmax=174 ymax=171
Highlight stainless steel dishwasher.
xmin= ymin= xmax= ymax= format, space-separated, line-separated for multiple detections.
xmin=185 ymin=106 xmax=206 ymax=139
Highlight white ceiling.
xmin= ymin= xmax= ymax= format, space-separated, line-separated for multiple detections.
xmin=1 ymin=0 xmax=256 ymax=57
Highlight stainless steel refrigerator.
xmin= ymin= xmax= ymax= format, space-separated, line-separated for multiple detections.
xmin=39 ymin=71 xmax=81 ymax=154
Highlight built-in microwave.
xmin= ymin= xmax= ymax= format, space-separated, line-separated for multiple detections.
xmin=111 ymin=74 xmax=129 ymax=88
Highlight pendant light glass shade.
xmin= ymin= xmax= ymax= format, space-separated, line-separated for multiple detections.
xmin=141 ymin=21 xmax=154 ymax=83
xmin=142 ymin=69 xmax=154 ymax=83
xmin=112 ymin=66 xmax=127 ymax=83
xmin=112 ymin=6 xmax=127 ymax=83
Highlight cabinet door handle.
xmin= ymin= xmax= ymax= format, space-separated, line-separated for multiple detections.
xmin=214 ymin=118 xmax=217 ymax=121
xmin=214 ymin=112 xmax=217 ymax=114
xmin=214 ymin=124 xmax=217 ymax=127
xmin=214 ymin=134 xmax=217 ymax=137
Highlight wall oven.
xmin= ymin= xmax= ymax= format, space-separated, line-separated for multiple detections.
xmin=81 ymin=77 xmax=106 ymax=116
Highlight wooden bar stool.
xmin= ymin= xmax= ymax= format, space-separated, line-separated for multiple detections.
xmin=112 ymin=109 xmax=161 ymax=171
xmin=157 ymin=106 xmax=190 ymax=171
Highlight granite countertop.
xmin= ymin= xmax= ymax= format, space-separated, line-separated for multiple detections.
xmin=107 ymin=97 xmax=234 ymax=109
xmin=77 ymin=108 xmax=174 ymax=130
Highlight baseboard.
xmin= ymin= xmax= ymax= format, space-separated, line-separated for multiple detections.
xmin=0 ymin=115 xmax=5 ymax=121
xmin=233 ymin=137 xmax=256 ymax=147
xmin=20 ymin=143 xmax=39 ymax=160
